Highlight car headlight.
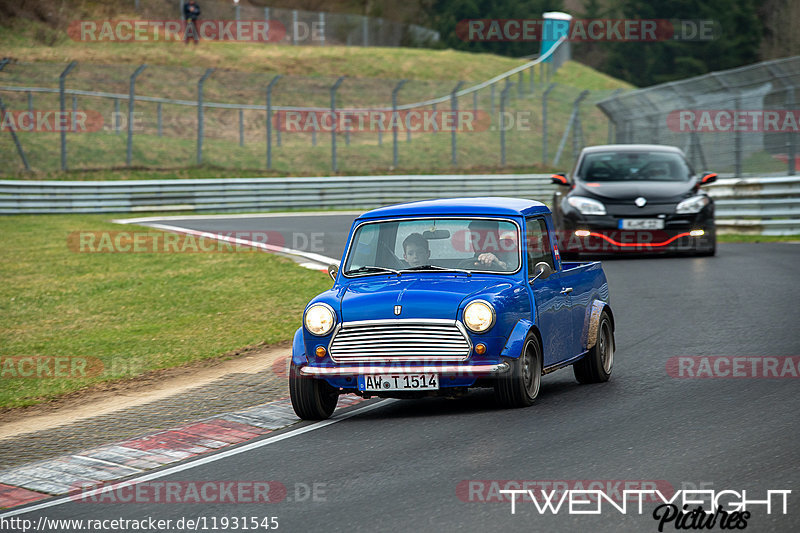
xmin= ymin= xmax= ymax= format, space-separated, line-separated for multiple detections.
xmin=304 ymin=303 xmax=336 ymax=336
xmin=675 ymin=195 xmax=710 ymax=214
xmin=463 ymin=300 xmax=496 ymax=333
xmin=567 ymin=196 xmax=607 ymax=215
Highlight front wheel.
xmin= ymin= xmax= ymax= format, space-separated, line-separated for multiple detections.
xmin=495 ymin=333 xmax=542 ymax=408
xmin=289 ymin=361 xmax=339 ymax=420
xmin=573 ymin=312 xmax=614 ymax=384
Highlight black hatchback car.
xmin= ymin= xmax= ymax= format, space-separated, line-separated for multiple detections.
xmin=551 ymin=144 xmax=718 ymax=257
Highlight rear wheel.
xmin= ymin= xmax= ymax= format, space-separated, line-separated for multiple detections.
xmin=495 ymin=333 xmax=542 ymax=408
xmin=573 ymin=312 xmax=614 ymax=384
xmin=289 ymin=361 xmax=339 ymax=420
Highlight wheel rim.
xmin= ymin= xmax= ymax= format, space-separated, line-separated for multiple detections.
xmin=599 ymin=321 xmax=613 ymax=373
xmin=522 ymin=340 xmax=541 ymax=399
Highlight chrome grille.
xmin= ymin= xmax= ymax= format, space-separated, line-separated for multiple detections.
xmin=329 ymin=319 xmax=472 ymax=363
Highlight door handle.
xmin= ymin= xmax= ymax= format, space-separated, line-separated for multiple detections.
xmin=560 ymin=287 xmax=573 ymax=295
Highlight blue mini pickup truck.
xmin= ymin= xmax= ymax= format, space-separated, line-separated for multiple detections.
xmin=290 ymin=197 xmax=615 ymax=420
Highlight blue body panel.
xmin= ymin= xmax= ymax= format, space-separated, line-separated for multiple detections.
xmin=292 ymin=197 xmax=612 ymax=391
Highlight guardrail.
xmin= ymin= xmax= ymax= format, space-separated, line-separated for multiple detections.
xmin=2 ymin=174 xmax=798 ymax=235
xmin=708 ymin=176 xmax=800 ymax=235
xmin=0 ymin=174 xmax=555 ymax=214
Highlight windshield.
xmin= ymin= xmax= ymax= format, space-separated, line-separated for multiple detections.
xmin=343 ymin=218 xmax=521 ymax=276
xmin=577 ymin=151 xmax=692 ymax=182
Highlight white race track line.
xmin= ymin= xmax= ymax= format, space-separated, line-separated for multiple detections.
xmin=115 ymin=221 xmax=340 ymax=267
xmin=0 ymin=400 xmax=390 ymax=518
xmin=113 ymin=211 xmax=363 ymax=225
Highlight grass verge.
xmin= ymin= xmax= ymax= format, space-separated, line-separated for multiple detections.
xmin=0 ymin=214 xmax=331 ymax=409
xmin=717 ymin=233 xmax=800 ymax=243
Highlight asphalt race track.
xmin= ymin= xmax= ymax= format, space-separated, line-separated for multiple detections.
xmin=6 ymin=214 xmax=799 ymax=532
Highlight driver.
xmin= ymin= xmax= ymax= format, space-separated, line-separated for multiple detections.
xmin=402 ymin=233 xmax=430 ymax=267
xmin=464 ymin=220 xmax=514 ymax=271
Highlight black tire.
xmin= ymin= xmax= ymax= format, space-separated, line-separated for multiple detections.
xmin=696 ymin=232 xmax=716 ymax=257
xmin=495 ymin=333 xmax=542 ymax=408
xmin=289 ymin=361 xmax=339 ymax=420
xmin=573 ymin=312 xmax=614 ymax=384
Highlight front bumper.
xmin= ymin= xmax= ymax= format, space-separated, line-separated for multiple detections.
xmin=559 ymin=207 xmax=715 ymax=254
xmin=299 ymin=362 xmax=510 ymax=376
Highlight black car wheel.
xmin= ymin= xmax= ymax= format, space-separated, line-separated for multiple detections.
xmin=573 ymin=312 xmax=614 ymax=384
xmin=495 ymin=333 xmax=542 ymax=408
xmin=289 ymin=361 xmax=339 ymax=420
xmin=696 ymin=231 xmax=716 ymax=257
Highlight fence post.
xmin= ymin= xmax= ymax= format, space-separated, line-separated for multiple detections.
xmin=788 ymin=87 xmax=796 ymax=176
xmin=72 ymin=95 xmax=78 ymax=132
xmin=319 ymin=12 xmax=325 ymax=46
xmin=113 ymin=98 xmax=120 ymax=134
xmin=542 ymin=83 xmax=556 ymax=165
xmin=529 ymin=66 xmax=534 ymax=94
xmin=0 ymin=96 xmax=31 ymax=171
xmin=650 ymin=114 xmax=659 ymax=145
xmin=330 ymin=76 xmax=345 ymax=172
xmin=59 ymin=61 xmax=77 ymax=171
xmin=490 ymin=84 xmax=495 ymax=116
xmin=554 ymin=90 xmax=588 ymax=166
xmin=196 ymin=68 xmax=215 ymax=165
xmin=606 ymin=89 xmax=623 ymax=143
xmin=500 ymin=82 xmax=513 ymax=166
xmin=157 ymin=102 xmax=163 ymax=137
xmin=572 ymin=90 xmax=589 ymax=157
xmin=392 ymin=79 xmax=407 ymax=168
xmin=239 ymin=108 xmax=244 ymax=147
xmin=235 ymin=1 xmax=240 ymax=22
xmin=732 ymin=94 xmax=742 ymax=177
xmin=27 ymin=91 xmax=33 ymax=114
xmin=292 ymin=10 xmax=298 ymax=45
xmin=473 ymin=90 xmax=477 ymax=114
xmin=517 ymin=71 xmax=523 ymax=98
xmin=126 ymin=64 xmax=146 ymax=166
xmin=265 ymin=75 xmax=281 ymax=170
xmin=362 ymin=15 xmax=368 ymax=46
xmin=451 ymin=81 xmax=465 ymax=166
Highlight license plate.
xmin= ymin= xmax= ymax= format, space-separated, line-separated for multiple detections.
xmin=618 ymin=218 xmax=664 ymax=230
xmin=358 ymin=373 xmax=439 ymax=391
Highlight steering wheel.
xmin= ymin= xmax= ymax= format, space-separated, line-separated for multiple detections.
xmin=457 ymin=255 xmax=503 ymax=271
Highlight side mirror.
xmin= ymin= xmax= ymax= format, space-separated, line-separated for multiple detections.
xmin=327 ymin=263 xmax=339 ymax=281
xmin=551 ymin=173 xmax=569 ymax=186
xmin=699 ymin=172 xmax=717 ymax=185
xmin=529 ymin=261 xmax=554 ymax=284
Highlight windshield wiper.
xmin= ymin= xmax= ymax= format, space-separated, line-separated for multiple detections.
xmin=344 ymin=265 xmax=401 ymax=276
xmin=399 ymin=265 xmax=472 ymax=276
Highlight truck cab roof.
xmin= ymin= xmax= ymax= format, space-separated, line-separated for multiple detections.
xmin=358 ymin=197 xmax=550 ymax=219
